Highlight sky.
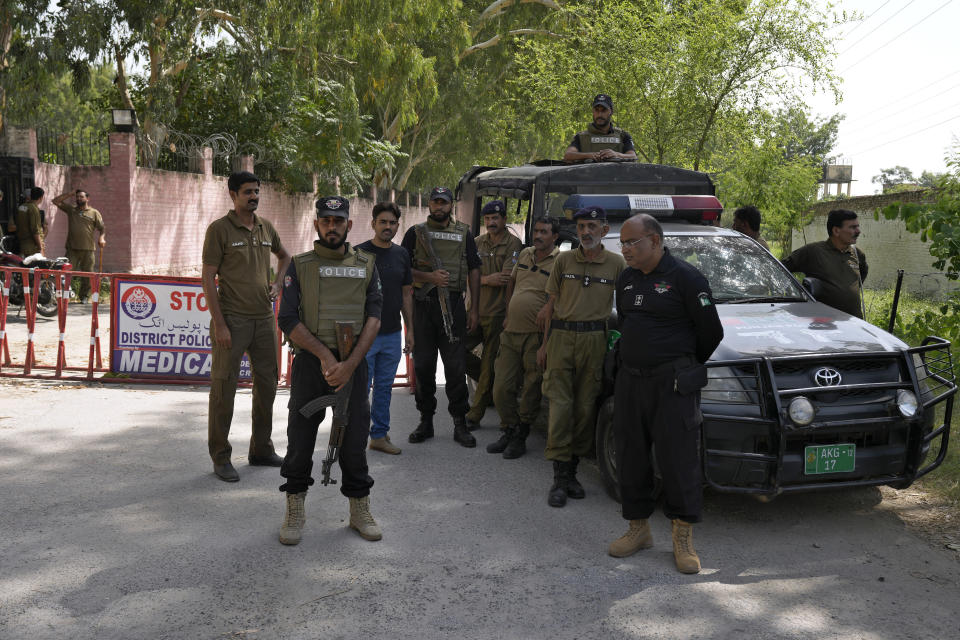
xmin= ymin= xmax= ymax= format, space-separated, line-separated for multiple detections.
xmin=806 ymin=0 xmax=960 ymax=195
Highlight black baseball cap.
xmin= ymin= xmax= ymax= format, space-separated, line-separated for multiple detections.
xmin=316 ymin=195 xmax=350 ymax=218
xmin=592 ymin=94 xmax=614 ymax=111
xmin=481 ymin=200 xmax=506 ymax=216
xmin=573 ymin=206 xmax=607 ymax=221
xmin=429 ymin=186 xmax=453 ymax=203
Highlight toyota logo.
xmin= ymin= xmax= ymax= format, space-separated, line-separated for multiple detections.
xmin=814 ymin=367 xmax=842 ymax=387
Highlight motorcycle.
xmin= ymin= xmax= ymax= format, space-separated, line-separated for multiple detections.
xmin=0 ymin=235 xmax=71 ymax=318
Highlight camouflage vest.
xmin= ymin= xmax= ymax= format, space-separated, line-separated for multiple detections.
xmin=293 ymin=242 xmax=373 ymax=349
xmin=577 ymin=125 xmax=627 ymax=153
xmin=413 ymin=217 xmax=470 ymax=297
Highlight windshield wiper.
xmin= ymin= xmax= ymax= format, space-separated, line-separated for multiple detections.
xmin=719 ymin=296 xmax=806 ymax=304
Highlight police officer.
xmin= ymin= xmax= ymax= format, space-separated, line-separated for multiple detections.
xmin=464 ymin=200 xmax=523 ymax=430
xmin=487 ymin=216 xmax=559 ymax=459
xmin=401 ymin=186 xmax=482 ymax=448
xmin=276 ymin=196 xmax=383 ymax=545
xmin=562 ymin=94 xmax=638 ymax=164
xmin=607 ymin=214 xmax=723 ymax=574
xmin=52 ymin=189 xmax=106 ymax=303
xmin=538 ymin=206 xmax=625 ymax=507
xmin=202 ymin=172 xmax=291 ymax=482
xmin=12 ymin=187 xmax=46 ymax=256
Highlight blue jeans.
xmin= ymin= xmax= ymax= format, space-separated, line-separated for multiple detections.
xmin=365 ymin=330 xmax=403 ymax=439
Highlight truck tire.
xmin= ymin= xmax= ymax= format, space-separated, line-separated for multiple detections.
xmin=595 ymin=395 xmax=662 ymax=504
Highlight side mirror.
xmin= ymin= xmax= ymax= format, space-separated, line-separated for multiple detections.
xmin=802 ymin=277 xmax=824 ymax=300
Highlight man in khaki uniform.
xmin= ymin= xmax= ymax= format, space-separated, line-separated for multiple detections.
xmin=562 ymin=94 xmax=638 ymax=164
xmin=12 ymin=187 xmax=46 ymax=256
xmin=465 ymin=200 xmax=523 ymax=429
xmin=52 ymin=189 xmax=106 ymax=303
xmin=202 ymin=171 xmax=291 ymax=482
xmin=486 ymin=216 xmax=559 ymax=459
xmin=538 ymin=206 xmax=625 ymax=507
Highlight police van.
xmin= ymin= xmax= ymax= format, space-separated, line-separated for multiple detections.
xmin=456 ymin=161 xmax=956 ymax=499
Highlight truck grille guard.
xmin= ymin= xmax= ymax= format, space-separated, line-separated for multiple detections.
xmin=701 ymin=336 xmax=957 ymax=496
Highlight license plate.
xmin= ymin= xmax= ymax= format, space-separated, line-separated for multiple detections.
xmin=804 ymin=444 xmax=856 ymax=475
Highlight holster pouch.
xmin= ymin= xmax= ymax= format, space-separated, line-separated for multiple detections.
xmin=674 ymin=363 xmax=707 ymax=395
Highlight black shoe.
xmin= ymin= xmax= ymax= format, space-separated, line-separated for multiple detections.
xmin=409 ymin=416 xmax=434 ymax=443
xmin=214 ymin=462 xmax=240 ymax=482
xmin=548 ymin=460 xmax=568 ymax=507
xmin=502 ymin=423 xmax=529 ymax=459
xmin=249 ymin=452 xmax=283 ymax=466
xmin=566 ymin=455 xmax=586 ymax=499
xmin=453 ymin=417 xmax=477 ymax=448
xmin=486 ymin=427 xmax=515 ymax=454
xmin=465 ymin=418 xmax=482 ymax=431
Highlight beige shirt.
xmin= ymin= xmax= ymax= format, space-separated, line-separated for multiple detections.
xmin=475 ymin=231 xmax=523 ymax=318
xmin=505 ymin=246 xmax=558 ymax=333
xmin=61 ymin=204 xmax=104 ymax=251
xmin=546 ymin=245 xmax=626 ymax=322
xmin=202 ymin=210 xmax=281 ymax=318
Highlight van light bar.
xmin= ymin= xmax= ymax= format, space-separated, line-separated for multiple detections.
xmin=562 ymin=193 xmax=723 ymax=222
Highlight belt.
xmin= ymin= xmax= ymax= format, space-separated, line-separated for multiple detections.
xmin=551 ymin=319 xmax=606 ymax=332
xmin=622 ymin=356 xmax=694 ymax=378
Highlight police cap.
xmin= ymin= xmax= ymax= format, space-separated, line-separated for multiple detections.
xmin=429 ymin=186 xmax=453 ymax=203
xmin=573 ymin=206 xmax=607 ymax=221
xmin=592 ymin=94 xmax=614 ymax=111
xmin=316 ymin=195 xmax=350 ymax=218
xmin=481 ymin=200 xmax=506 ymax=216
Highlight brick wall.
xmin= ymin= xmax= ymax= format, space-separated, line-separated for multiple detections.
xmin=792 ymin=190 xmax=951 ymax=293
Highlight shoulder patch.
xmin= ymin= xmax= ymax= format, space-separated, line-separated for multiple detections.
xmin=698 ymin=292 xmax=713 ymax=307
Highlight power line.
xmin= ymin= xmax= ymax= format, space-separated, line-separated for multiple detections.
xmin=846 ymin=113 xmax=960 ymax=156
xmin=839 ymin=0 xmax=893 ymax=40
xmin=842 ymin=0 xmax=955 ymax=73
xmin=851 ymin=70 xmax=960 ymax=117
xmin=843 ymin=88 xmax=960 ymax=136
xmin=840 ymin=0 xmax=917 ymax=55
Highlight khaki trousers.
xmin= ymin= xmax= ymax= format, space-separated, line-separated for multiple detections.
xmin=491 ymin=330 xmax=543 ymax=428
xmin=208 ymin=314 xmax=278 ymax=464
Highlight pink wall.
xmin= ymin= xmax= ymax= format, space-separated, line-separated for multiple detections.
xmin=25 ymin=130 xmax=496 ymax=276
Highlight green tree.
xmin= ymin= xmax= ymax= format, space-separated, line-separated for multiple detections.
xmin=872 ymin=165 xmax=917 ymax=192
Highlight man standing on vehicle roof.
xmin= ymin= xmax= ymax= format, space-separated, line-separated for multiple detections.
xmin=537 ymin=206 xmax=626 ymax=507
xmin=562 ymin=94 xmax=638 ymax=164
xmin=464 ymin=200 xmax=523 ymax=430
xmin=780 ymin=209 xmax=867 ymax=318
xmin=487 ymin=216 xmax=560 ymax=459
xmin=607 ymin=214 xmax=723 ymax=574
xmin=731 ymin=205 xmax=769 ymax=251
xmin=52 ymin=189 xmax=106 ymax=303
xmin=401 ymin=186 xmax=482 ymax=448
xmin=202 ymin=171 xmax=291 ymax=483
xmin=276 ymin=195 xmax=383 ymax=545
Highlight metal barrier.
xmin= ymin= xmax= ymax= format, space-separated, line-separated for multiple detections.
xmin=0 ymin=265 xmax=414 ymax=390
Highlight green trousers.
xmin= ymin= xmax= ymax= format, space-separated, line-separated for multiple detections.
xmin=491 ymin=330 xmax=543 ymax=429
xmin=543 ymin=328 xmax=606 ymax=462
xmin=208 ymin=314 xmax=279 ymax=464
xmin=67 ymin=249 xmax=96 ymax=300
xmin=465 ymin=315 xmax=504 ymax=424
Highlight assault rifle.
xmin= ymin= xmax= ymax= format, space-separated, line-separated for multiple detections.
xmin=299 ymin=321 xmax=356 ymax=486
xmin=414 ymin=224 xmax=458 ymax=343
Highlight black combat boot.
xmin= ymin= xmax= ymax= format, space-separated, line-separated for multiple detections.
xmin=548 ymin=460 xmax=568 ymax=508
xmin=408 ymin=415 xmax=434 ymax=443
xmin=566 ymin=455 xmax=586 ymax=499
xmin=452 ymin=416 xmax=477 ymax=448
xmin=502 ymin=423 xmax=530 ymax=459
xmin=486 ymin=426 xmax=515 ymax=453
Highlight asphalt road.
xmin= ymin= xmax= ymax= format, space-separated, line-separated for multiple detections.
xmin=1 ymin=379 xmax=959 ymax=640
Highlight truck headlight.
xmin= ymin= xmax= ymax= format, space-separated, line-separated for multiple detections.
xmin=896 ymin=389 xmax=918 ymax=417
xmin=704 ymin=367 xmax=750 ymax=403
xmin=788 ymin=396 xmax=815 ymax=426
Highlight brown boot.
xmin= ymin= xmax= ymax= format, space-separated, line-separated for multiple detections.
xmin=671 ymin=519 xmax=701 ymax=574
xmin=279 ymin=492 xmax=306 ymax=546
xmin=369 ymin=435 xmax=402 ymax=455
xmin=349 ymin=496 xmax=383 ymax=541
xmin=608 ymin=519 xmax=653 ymax=557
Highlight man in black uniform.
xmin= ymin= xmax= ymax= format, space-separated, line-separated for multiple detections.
xmin=401 ymin=186 xmax=482 ymax=447
xmin=562 ymin=94 xmax=638 ymax=164
xmin=608 ymin=214 xmax=723 ymax=574
xmin=277 ymin=196 xmax=383 ymax=545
